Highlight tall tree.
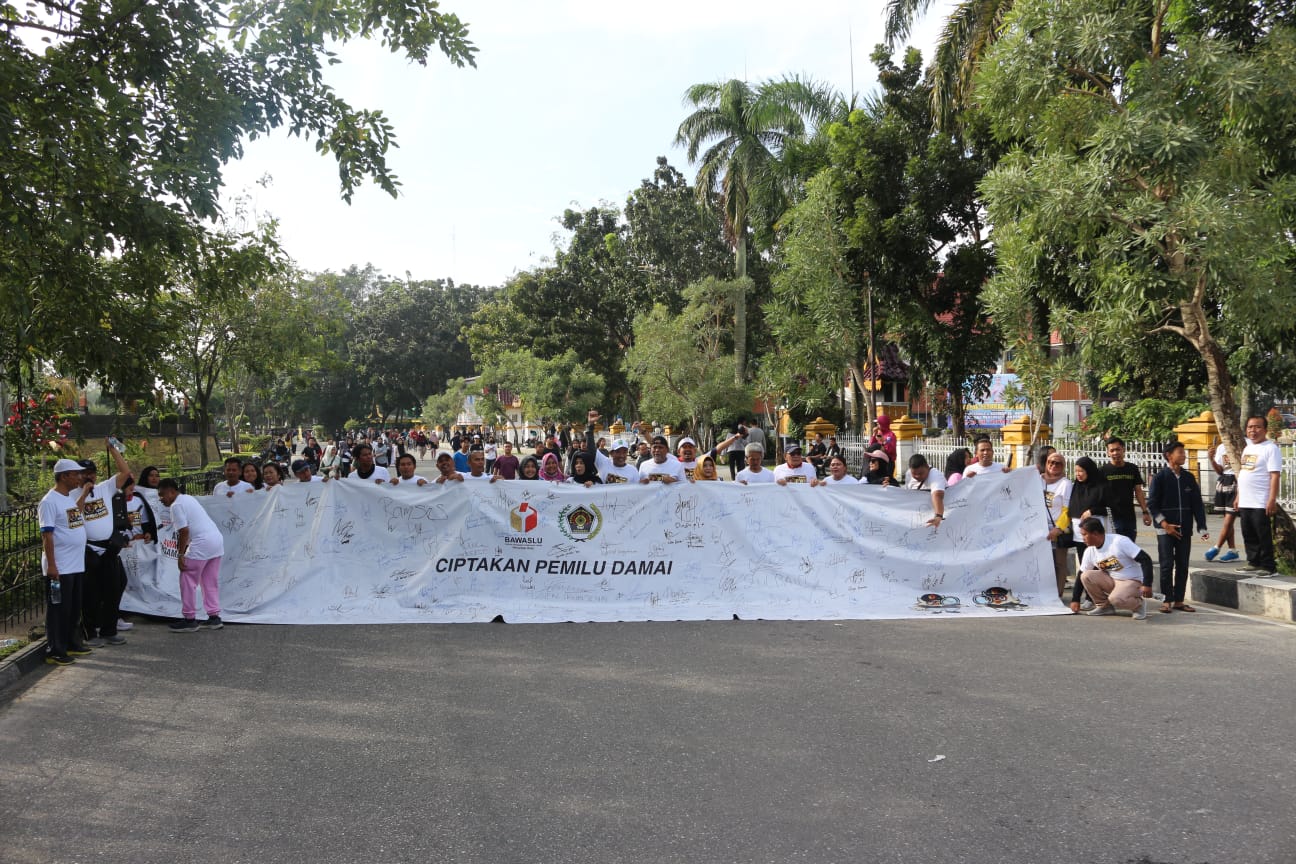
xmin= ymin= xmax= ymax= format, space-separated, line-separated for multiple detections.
xmin=1 ymin=0 xmax=476 ymax=387
xmin=675 ymin=76 xmax=839 ymax=382
xmin=823 ymin=47 xmax=1002 ymax=435
xmin=884 ymin=0 xmax=1015 ymax=128
xmin=976 ymin=0 xmax=1296 ymax=464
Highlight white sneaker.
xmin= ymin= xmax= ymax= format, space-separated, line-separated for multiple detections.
xmin=1079 ymin=599 xmax=1095 ymax=612
xmin=1132 ymin=602 xmax=1147 ymax=620
xmin=1086 ymin=605 xmax=1115 ymax=616
xmin=116 ymin=619 xmax=134 ymax=631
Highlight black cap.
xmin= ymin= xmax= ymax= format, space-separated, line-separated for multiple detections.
xmin=291 ymin=459 xmax=309 ymax=473
xmin=77 ymin=459 xmax=97 ymax=471
xmin=786 ymin=444 xmax=803 ymax=455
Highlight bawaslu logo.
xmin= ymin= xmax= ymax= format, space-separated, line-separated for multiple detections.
xmin=558 ymin=503 xmax=602 ymax=542
xmin=505 ymin=502 xmax=543 ymax=547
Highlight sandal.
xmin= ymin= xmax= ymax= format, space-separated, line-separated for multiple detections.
xmin=1173 ymin=603 xmax=1196 ymax=612
xmin=1159 ymin=603 xmax=1174 ymax=614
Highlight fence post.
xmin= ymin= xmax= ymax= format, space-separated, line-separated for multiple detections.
xmin=1001 ymin=416 xmax=1050 ymax=470
xmin=1173 ymin=410 xmax=1219 ymax=501
xmin=893 ymin=415 xmax=925 ymax=469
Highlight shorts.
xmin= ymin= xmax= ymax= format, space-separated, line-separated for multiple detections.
xmin=1214 ymin=485 xmax=1236 ymax=513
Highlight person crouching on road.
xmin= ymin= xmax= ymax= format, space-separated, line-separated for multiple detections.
xmin=1075 ymin=516 xmax=1155 ymax=620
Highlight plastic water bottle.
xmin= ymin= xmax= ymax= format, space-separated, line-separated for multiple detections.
xmin=109 ymin=436 xmax=125 ymax=453
xmin=49 ymin=579 xmax=61 ymax=605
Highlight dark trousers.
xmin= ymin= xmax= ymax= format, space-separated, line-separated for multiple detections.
xmin=1157 ymin=532 xmax=1192 ymax=603
xmin=95 ymin=555 xmax=127 ymax=637
xmin=1239 ymin=507 xmax=1276 ymax=573
xmin=45 ymin=570 xmax=84 ymax=658
xmin=727 ymin=451 xmax=743 ymax=481
xmin=81 ymin=549 xmax=106 ymax=641
xmin=1111 ymin=516 xmax=1138 ymax=542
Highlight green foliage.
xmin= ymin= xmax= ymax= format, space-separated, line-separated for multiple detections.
xmin=477 ymin=351 xmax=604 ymax=426
xmin=1 ymin=0 xmax=476 ymax=392
xmin=976 ymin=0 xmax=1296 ymax=460
xmin=1079 ymin=399 xmax=1210 ymax=442
xmin=624 ymin=278 xmax=752 ymax=436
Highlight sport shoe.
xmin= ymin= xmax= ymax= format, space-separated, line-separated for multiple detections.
xmin=1079 ymin=599 xmax=1095 ymax=612
xmin=105 ymin=634 xmax=127 ymax=645
xmin=1236 ymin=564 xmax=1262 ymax=573
xmin=168 ymin=619 xmax=199 ymax=633
xmin=1254 ymin=571 xmax=1277 ymax=578
xmin=1132 ymin=603 xmax=1148 ymax=620
xmin=1217 ymin=550 xmax=1238 ymax=562
xmin=116 ymin=619 xmax=134 ymax=631
xmin=45 ymin=655 xmax=74 ymax=666
xmin=66 ymin=645 xmax=93 ymax=656
xmin=1086 ymin=605 xmax=1116 ymax=616
xmin=200 ymin=616 xmax=223 ymax=630
xmin=1203 ymin=546 xmax=1219 ymax=562
xmin=85 ymin=637 xmax=106 ymax=648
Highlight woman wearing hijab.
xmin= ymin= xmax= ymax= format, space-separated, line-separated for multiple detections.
xmin=861 ymin=449 xmax=895 ymax=486
xmin=539 ymin=452 xmax=566 ymax=482
xmin=1067 ymin=456 xmax=1109 ymax=611
xmin=694 ymin=453 xmax=720 ymax=481
xmin=869 ymin=415 xmax=898 ymax=464
xmin=568 ymin=452 xmax=602 ymax=487
xmin=518 ymin=456 xmax=541 ymax=480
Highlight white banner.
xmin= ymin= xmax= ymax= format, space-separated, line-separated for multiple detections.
xmin=122 ymin=469 xmax=1063 ymax=623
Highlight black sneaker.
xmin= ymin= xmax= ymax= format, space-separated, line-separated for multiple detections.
xmin=168 ymin=619 xmax=199 ymax=633
xmin=66 ymin=646 xmax=94 ymax=656
xmin=200 ymin=616 xmax=223 ymax=630
xmin=105 ymin=634 xmax=127 ymax=645
xmin=45 ymin=655 xmax=74 ymax=666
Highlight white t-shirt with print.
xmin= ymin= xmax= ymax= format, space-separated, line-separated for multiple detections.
xmin=213 ymin=480 xmax=254 ymax=497
xmin=344 ymin=466 xmax=391 ymax=483
xmin=168 ymin=494 xmax=225 ymax=561
xmin=1237 ymin=439 xmax=1282 ymax=509
xmin=1044 ymin=476 xmax=1072 ymax=527
xmin=640 ymin=457 xmax=688 ymax=483
xmin=1080 ymin=533 xmax=1145 ymax=581
xmin=40 ymin=488 xmax=88 ymax=574
xmin=773 ymin=462 xmax=818 ymax=484
xmin=81 ymin=476 xmax=121 ymax=544
xmin=820 ymin=474 xmax=859 ymax=486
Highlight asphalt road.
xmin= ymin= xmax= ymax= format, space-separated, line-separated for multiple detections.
xmin=1 ymin=611 xmax=1293 ymax=864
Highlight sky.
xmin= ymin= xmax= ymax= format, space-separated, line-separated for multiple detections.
xmin=220 ymin=1 xmax=955 ymax=288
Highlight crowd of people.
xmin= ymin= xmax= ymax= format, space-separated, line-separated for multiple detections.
xmin=36 ymin=415 xmax=1284 ymax=663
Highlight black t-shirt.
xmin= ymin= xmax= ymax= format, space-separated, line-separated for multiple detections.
xmin=1101 ymin=462 xmax=1144 ymax=521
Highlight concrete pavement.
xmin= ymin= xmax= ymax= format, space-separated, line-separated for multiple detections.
xmin=1 ymin=610 xmax=1292 ymax=863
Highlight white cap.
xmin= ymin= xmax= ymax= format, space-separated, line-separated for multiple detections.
xmin=610 ymin=439 xmax=630 ymax=451
xmin=678 ymin=437 xmax=697 ymax=448
xmin=53 ymin=458 xmax=83 ymax=474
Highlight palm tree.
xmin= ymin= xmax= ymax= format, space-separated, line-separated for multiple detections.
xmin=675 ymin=76 xmax=837 ymax=383
xmin=884 ymin=0 xmax=1015 ymax=128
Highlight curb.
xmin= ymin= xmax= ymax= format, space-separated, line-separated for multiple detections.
xmin=0 ymin=638 xmax=49 ymax=701
xmin=1189 ymin=568 xmax=1296 ymax=623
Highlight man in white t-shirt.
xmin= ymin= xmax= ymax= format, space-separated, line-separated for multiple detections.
xmin=1075 ymin=516 xmax=1154 ymax=619
xmin=40 ymin=459 xmax=92 ymax=665
xmin=344 ymin=443 xmax=390 ymax=484
xmin=583 ymin=417 xmax=641 ymax=485
xmin=735 ymin=444 xmax=774 ymax=484
xmin=904 ymin=454 xmax=947 ymax=529
xmin=158 ymin=478 xmax=226 ymax=632
xmin=212 ymin=457 xmax=254 ymax=497
xmin=292 ymin=459 xmax=324 ymax=483
xmin=773 ymin=444 xmax=819 ymax=486
xmin=639 ymin=436 xmax=688 ymax=484
xmin=78 ymin=443 xmax=134 ymax=646
xmin=464 ymin=450 xmax=492 ymax=481
xmin=676 ymin=437 xmax=699 ymax=481
xmin=1235 ymin=415 xmax=1283 ymax=577
xmin=962 ymin=437 xmax=1007 ymax=478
